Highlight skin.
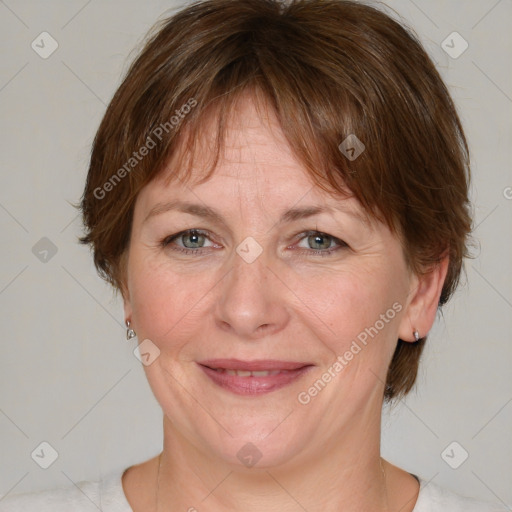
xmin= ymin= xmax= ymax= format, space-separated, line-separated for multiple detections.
xmin=121 ymin=92 xmax=448 ymax=512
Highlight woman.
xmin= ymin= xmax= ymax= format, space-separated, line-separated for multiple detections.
xmin=1 ymin=0 xmax=506 ymax=510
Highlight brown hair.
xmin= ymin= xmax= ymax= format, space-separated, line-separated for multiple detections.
xmin=79 ymin=0 xmax=472 ymax=401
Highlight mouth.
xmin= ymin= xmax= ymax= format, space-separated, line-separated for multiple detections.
xmin=197 ymin=359 xmax=314 ymax=395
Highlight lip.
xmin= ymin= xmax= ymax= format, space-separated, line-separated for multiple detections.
xmin=199 ymin=358 xmax=311 ymax=371
xmin=197 ymin=359 xmax=314 ymax=396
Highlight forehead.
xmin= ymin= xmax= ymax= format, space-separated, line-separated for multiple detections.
xmin=135 ymin=92 xmax=369 ymax=227
xmin=167 ymin=93 xmax=306 ymax=182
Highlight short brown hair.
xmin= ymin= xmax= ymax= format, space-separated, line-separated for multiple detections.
xmin=79 ymin=0 xmax=472 ymax=400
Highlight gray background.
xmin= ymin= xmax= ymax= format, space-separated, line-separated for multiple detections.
xmin=0 ymin=0 xmax=511 ymax=507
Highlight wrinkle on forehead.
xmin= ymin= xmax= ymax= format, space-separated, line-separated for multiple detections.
xmin=143 ymin=89 xmax=373 ymax=230
xmin=153 ymin=86 xmax=300 ymax=184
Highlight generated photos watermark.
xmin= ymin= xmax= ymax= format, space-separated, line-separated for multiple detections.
xmin=297 ymin=301 xmax=403 ymax=405
xmin=93 ymin=97 xmax=197 ymax=200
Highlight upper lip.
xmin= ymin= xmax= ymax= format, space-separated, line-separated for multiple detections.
xmin=198 ymin=359 xmax=312 ymax=371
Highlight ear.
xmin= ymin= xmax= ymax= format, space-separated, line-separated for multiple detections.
xmin=118 ymin=252 xmax=133 ymax=324
xmin=121 ymin=282 xmax=133 ymax=324
xmin=398 ymin=255 xmax=449 ymax=342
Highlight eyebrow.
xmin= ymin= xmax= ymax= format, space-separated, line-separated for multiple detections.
xmin=143 ymin=199 xmax=365 ymax=226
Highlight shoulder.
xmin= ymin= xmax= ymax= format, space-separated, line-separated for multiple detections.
xmin=414 ymin=477 xmax=508 ymax=512
xmin=0 ymin=468 xmax=132 ymax=512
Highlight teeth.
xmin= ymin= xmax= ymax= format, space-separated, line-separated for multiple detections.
xmin=252 ymin=370 xmax=274 ymax=377
xmin=216 ymin=369 xmax=286 ymax=377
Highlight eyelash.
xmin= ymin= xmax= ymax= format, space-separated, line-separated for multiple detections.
xmin=160 ymin=229 xmax=348 ymax=257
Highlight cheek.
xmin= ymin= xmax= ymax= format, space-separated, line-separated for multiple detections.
xmin=128 ymin=253 xmax=214 ymax=341
xmin=297 ymin=263 xmax=406 ymax=359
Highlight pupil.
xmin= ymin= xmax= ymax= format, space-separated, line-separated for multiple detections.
xmin=309 ymin=234 xmax=330 ymax=250
xmin=184 ymin=231 xmax=203 ymax=248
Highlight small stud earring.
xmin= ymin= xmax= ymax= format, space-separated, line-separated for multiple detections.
xmin=126 ymin=320 xmax=136 ymax=340
xmin=413 ymin=329 xmax=420 ymax=342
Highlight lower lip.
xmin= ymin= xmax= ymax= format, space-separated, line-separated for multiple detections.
xmin=198 ymin=364 xmax=313 ymax=395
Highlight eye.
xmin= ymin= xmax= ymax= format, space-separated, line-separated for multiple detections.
xmin=293 ymin=230 xmax=348 ymax=256
xmin=161 ymin=229 xmax=217 ymax=255
xmin=161 ymin=229 xmax=347 ymax=257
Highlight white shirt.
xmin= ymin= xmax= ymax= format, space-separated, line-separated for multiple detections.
xmin=0 ymin=468 xmax=506 ymax=511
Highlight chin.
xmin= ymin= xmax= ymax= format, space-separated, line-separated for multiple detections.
xmin=208 ymin=428 xmax=310 ymax=471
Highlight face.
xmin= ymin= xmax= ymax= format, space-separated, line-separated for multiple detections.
xmin=123 ymin=94 xmax=419 ymax=469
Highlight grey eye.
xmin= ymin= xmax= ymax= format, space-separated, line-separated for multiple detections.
xmin=306 ymin=233 xmax=334 ymax=250
xmin=181 ymin=231 xmax=206 ymax=248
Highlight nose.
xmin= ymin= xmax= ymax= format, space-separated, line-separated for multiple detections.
xmin=214 ymin=249 xmax=290 ymax=340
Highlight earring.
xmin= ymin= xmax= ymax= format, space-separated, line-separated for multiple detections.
xmin=413 ymin=329 xmax=420 ymax=342
xmin=126 ymin=320 xmax=136 ymax=340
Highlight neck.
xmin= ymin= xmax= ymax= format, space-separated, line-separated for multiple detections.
xmin=154 ymin=414 xmax=389 ymax=512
